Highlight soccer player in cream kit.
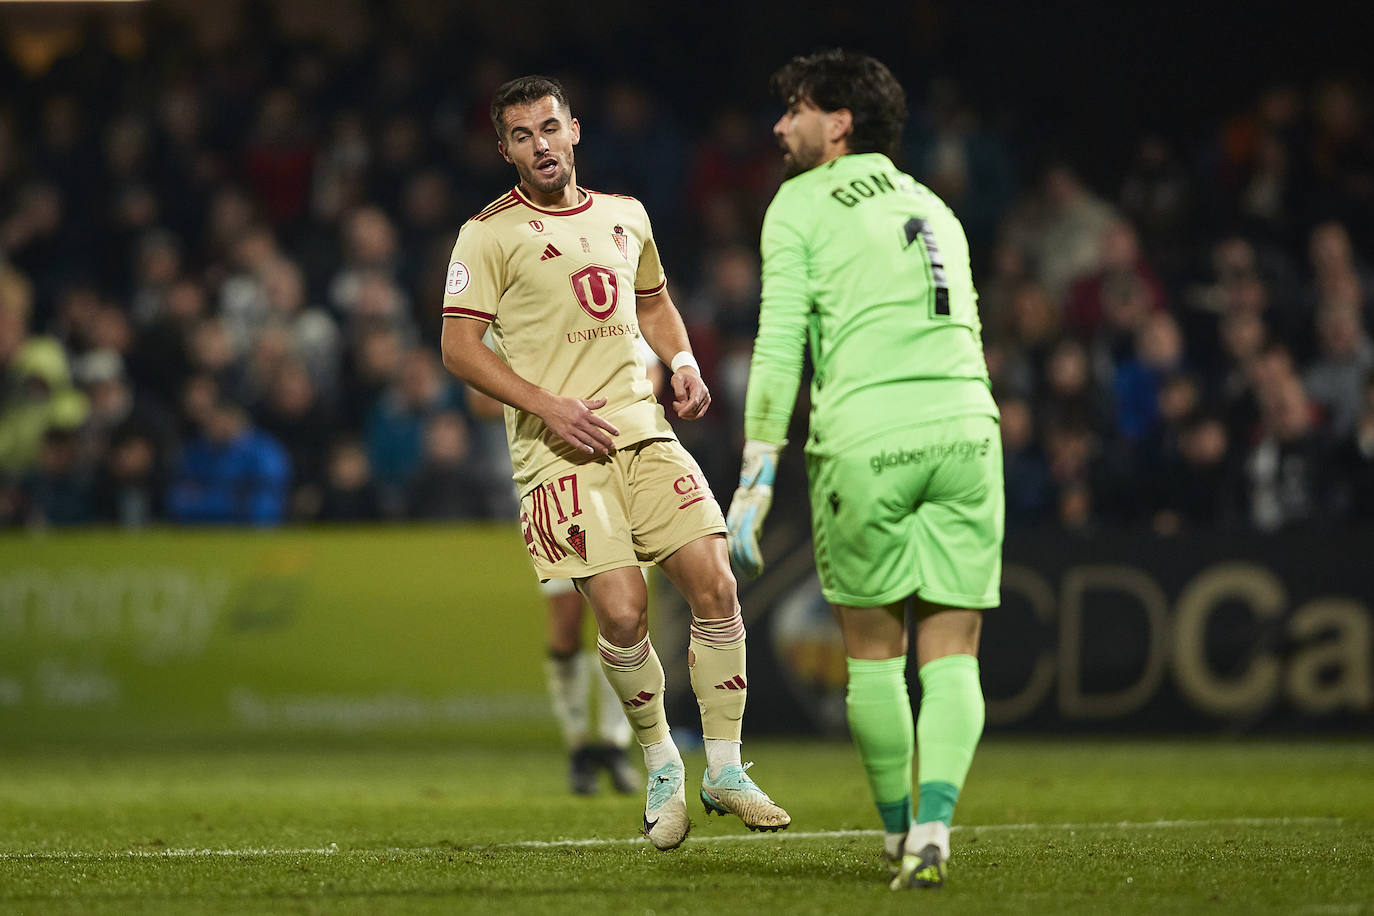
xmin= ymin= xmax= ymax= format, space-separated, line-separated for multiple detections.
xmin=440 ymin=76 xmax=788 ymax=850
xmin=728 ymin=50 xmax=1003 ymax=890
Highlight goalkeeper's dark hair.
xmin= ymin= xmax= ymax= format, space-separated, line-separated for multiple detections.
xmin=490 ymin=75 xmax=572 ymax=138
xmin=769 ymin=49 xmax=907 ymax=158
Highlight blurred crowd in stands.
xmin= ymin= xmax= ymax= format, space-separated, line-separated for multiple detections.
xmin=1 ymin=9 xmax=1372 ymax=535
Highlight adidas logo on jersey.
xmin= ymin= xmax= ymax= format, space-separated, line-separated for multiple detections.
xmin=539 ymin=243 xmax=562 ymax=261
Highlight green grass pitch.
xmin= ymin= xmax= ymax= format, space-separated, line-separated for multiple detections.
xmin=1 ymin=736 xmax=1371 ymax=915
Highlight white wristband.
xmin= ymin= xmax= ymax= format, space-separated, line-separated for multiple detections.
xmin=670 ymin=350 xmax=699 ymax=374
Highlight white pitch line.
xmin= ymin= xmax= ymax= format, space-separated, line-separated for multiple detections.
xmin=493 ymin=828 xmax=874 ymax=849
xmin=486 ymin=816 xmax=1343 ymax=849
xmin=0 ymin=817 xmax=1341 ymax=861
xmin=0 ymin=846 xmax=343 ymax=860
xmin=959 ymin=816 xmax=1342 ymax=833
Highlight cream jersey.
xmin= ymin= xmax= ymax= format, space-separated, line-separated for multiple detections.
xmin=442 ymin=185 xmax=676 ymax=493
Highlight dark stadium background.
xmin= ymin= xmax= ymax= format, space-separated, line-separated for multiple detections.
xmin=1 ymin=0 xmax=1370 ymax=742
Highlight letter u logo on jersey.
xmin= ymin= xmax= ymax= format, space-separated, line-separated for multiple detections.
xmin=569 ymin=265 xmax=620 ymax=321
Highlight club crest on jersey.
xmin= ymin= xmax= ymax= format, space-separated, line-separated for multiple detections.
xmin=529 ymin=219 xmax=545 ymax=232
xmin=612 ymin=225 xmax=629 ymax=260
xmin=565 ymin=524 xmax=587 ymax=561
xmin=569 ymin=265 xmax=619 ymax=320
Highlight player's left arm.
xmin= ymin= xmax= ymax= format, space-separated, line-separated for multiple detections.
xmin=636 ymin=287 xmax=709 ymax=420
xmin=632 ymin=212 xmax=709 ymax=421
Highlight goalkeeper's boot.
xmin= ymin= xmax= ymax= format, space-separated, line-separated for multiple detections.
xmin=882 ymin=835 xmax=905 ymax=878
xmin=699 ymin=762 xmax=791 ymax=831
xmin=643 ymin=761 xmax=690 ymax=850
xmin=599 ymin=744 xmax=639 ymax=795
xmin=890 ymin=821 xmax=949 ymax=890
xmin=568 ymin=745 xmax=599 ymax=796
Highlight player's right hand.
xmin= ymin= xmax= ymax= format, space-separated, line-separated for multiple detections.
xmin=541 ymin=395 xmax=620 ymax=456
xmin=726 ymin=439 xmax=782 ymax=578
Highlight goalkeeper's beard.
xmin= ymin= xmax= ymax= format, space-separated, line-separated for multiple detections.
xmin=782 ymin=138 xmax=824 ymax=179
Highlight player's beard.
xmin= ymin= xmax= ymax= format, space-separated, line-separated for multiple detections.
xmin=521 ymin=149 xmax=576 ymax=196
xmin=781 ymin=136 xmax=824 ymax=179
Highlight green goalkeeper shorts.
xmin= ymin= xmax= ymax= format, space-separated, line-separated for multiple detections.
xmin=806 ymin=413 xmax=1004 ymax=609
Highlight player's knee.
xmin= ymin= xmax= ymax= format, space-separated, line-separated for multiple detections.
xmin=596 ymin=605 xmax=649 ymax=647
xmin=691 ymin=572 xmax=740 ymax=621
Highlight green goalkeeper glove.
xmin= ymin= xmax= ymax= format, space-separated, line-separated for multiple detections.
xmin=726 ymin=439 xmax=783 ymax=578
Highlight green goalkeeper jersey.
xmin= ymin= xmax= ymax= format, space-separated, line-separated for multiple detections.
xmin=744 ymin=152 xmax=997 ymax=454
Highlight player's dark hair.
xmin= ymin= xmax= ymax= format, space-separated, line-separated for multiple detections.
xmin=770 ymin=49 xmax=907 ymax=158
xmin=490 ymin=75 xmax=572 ymax=138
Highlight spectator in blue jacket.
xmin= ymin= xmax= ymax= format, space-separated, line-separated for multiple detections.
xmin=166 ymin=396 xmax=291 ymax=524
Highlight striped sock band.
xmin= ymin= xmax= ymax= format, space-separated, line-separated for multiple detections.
xmin=689 ymin=613 xmax=746 ymax=647
xmin=598 ymin=634 xmax=651 ymax=671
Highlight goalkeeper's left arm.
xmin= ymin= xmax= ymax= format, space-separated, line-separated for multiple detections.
xmin=727 ymin=194 xmax=810 ymax=577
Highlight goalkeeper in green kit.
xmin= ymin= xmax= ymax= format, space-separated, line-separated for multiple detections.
xmin=726 ymin=49 xmax=1003 ymax=891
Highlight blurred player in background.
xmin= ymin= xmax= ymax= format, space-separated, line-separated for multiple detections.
xmin=727 ymin=50 xmax=1002 ymax=889
xmin=440 ymin=75 xmax=789 ymax=849
xmin=539 ymin=576 xmax=638 ymax=795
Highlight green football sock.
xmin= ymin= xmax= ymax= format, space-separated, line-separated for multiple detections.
xmin=845 ymin=656 xmax=914 ymax=835
xmin=915 ymin=654 xmax=985 ymax=826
